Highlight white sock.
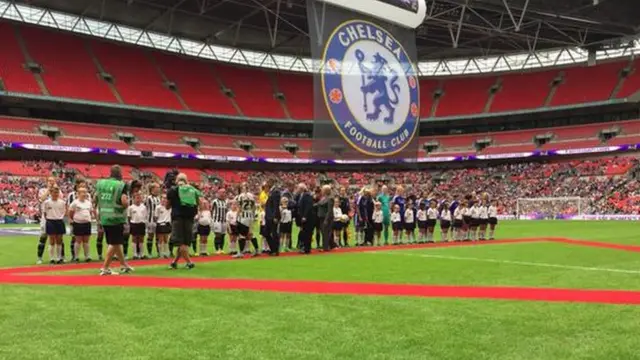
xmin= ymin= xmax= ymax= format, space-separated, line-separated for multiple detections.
xmin=56 ymin=244 xmax=62 ymax=260
xmin=49 ymin=244 xmax=55 ymax=261
xmin=83 ymin=242 xmax=90 ymax=258
xmin=74 ymin=242 xmax=81 ymax=259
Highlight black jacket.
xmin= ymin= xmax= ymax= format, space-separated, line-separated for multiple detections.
xmin=296 ymin=192 xmax=314 ymax=227
xmin=265 ymin=187 xmax=281 ymax=223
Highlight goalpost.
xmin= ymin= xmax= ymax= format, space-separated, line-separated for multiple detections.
xmin=516 ymin=197 xmax=583 ymax=220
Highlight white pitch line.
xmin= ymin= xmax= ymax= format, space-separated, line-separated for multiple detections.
xmin=370 ymin=251 xmax=640 ymax=274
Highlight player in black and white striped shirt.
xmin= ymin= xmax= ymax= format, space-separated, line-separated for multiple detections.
xmin=122 ymin=179 xmax=143 ymax=259
xmin=66 ymin=177 xmax=87 ymax=262
xmin=211 ymin=188 xmax=227 ymax=254
xmin=234 ymin=183 xmax=259 ymax=258
xmin=145 ymin=182 xmax=161 ymax=258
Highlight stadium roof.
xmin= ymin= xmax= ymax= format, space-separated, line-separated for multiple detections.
xmin=15 ymin=0 xmax=640 ymax=58
xmin=5 ymin=0 xmax=640 ymax=75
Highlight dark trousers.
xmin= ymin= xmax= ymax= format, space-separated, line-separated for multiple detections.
xmin=320 ymin=219 xmax=333 ymax=251
xmin=315 ymin=224 xmax=321 ymax=248
xmin=299 ymin=222 xmax=314 ymax=253
xmin=265 ymin=221 xmax=280 ymax=254
xmin=364 ymin=222 xmax=374 ymax=245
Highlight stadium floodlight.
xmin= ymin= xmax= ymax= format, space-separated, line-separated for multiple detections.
xmin=516 ymin=197 xmax=583 ymax=220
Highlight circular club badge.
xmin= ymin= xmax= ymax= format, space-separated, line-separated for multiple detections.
xmin=322 ymin=19 xmax=420 ymax=157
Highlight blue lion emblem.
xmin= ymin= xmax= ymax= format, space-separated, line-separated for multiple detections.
xmin=356 ymin=50 xmax=401 ymax=124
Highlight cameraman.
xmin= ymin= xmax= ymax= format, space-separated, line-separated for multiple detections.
xmin=167 ymin=172 xmax=200 ymax=269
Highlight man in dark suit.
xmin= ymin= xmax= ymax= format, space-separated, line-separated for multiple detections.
xmin=317 ymin=185 xmax=334 ymax=251
xmin=264 ymin=178 xmax=281 ymax=256
xmin=359 ymin=188 xmax=375 ymax=246
xmin=295 ymin=183 xmax=314 ymax=254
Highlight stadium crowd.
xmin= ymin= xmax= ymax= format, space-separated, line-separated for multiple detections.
xmin=2 ymin=156 xmax=638 ymax=224
xmin=2 ymin=157 xmax=639 ymax=221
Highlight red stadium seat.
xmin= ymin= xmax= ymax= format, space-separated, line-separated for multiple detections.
xmin=153 ymin=53 xmax=237 ymax=115
xmin=550 ymin=63 xmax=622 ymax=106
xmin=0 ymin=132 xmax=52 ymax=144
xmin=540 ymin=139 xmax=603 ymax=150
xmin=21 ymin=26 xmax=116 ymax=103
xmin=436 ymin=77 xmax=495 ymax=116
xmin=216 ymin=64 xmax=284 ymax=119
xmin=91 ymin=40 xmax=182 ymax=110
xmin=491 ymin=71 xmax=556 ymax=112
xmin=57 ymin=137 xmax=129 ymax=150
xmin=0 ymin=23 xmax=40 ymax=94
xmin=0 ymin=117 xmax=41 ymax=133
xmin=481 ymin=144 xmax=537 ymax=154
xmin=277 ymin=73 xmax=314 ymax=120
xmin=550 ymin=123 xmax=608 ymax=141
xmin=616 ymin=59 xmax=640 ymax=99
xmin=419 ymin=80 xmax=439 ymax=117
xmin=133 ymin=142 xmax=193 ymax=153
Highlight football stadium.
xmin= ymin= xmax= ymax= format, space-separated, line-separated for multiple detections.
xmin=1 ymin=0 xmax=640 ymax=358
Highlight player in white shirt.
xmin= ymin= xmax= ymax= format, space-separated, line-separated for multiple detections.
xmin=461 ymin=202 xmax=472 ymax=241
xmin=416 ymin=203 xmax=427 ymax=244
xmin=372 ymin=202 xmax=383 ymax=246
xmin=391 ymin=204 xmax=402 ymax=245
xmin=154 ymin=195 xmax=172 ymax=258
xmin=426 ymin=200 xmax=439 ymax=243
xmin=280 ymin=198 xmax=293 ymax=252
xmin=453 ymin=202 xmax=466 ymax=242
xmin=226 ymin=201 xmax=239 ymax=255
xmin=195 ymin=199 xmax=212 ymax=256
xmin=257 ymin=205 xmax=269 ymax=254
xmin=469 ymin=203 xmax=480 ymax=241
xmin=331 ymin=197 xmax=343 ymax=249
xmin=43 ymin=186 xmax=67 ymax=264
xmin=36 ymin=176 xmax=58 ymax=264
xmin=68 ymin=186 xmax=95 ymax=262
xmin=404 ymin=199 xmax=416 ymax=244
xmin=67 ymin=177 xmax=87 ymax=262
xmin=478 ymin=200 xmax=489 ymax=240
xmin=127 ymin=192 xmax=148 ymax=260
xmin=488 ymin=199 xmax=498 ymax=240
xmin=439 ymin=200 xmax=452 ymax=242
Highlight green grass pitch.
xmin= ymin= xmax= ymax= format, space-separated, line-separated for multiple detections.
xmin=1 ymin=221 xmax=640 ymax=360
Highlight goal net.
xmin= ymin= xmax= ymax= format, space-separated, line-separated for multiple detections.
xmin=516 ymin=197 xmax=583 ymax=220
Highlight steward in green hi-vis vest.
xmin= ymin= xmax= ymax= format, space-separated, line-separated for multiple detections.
xmin=178 ymin=184 xmax=201 ymax=207
xmin=96 ymin=178 xmax=126 ymax=226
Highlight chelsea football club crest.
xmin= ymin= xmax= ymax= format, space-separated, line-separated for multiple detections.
xmin=322 ymin=19 xmax=420 ymax=157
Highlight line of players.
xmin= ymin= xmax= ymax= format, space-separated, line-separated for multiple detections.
xmin=35 ymin=176 xmax=273 ymax=263
xmin=350 ymin=197 xmax=499 ymax=247
xmin=35 ymin=175 xmax=500 ymax=264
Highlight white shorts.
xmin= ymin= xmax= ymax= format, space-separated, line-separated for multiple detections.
xmin=213 ymin=222 xmax=227 ymax=234
xmin=40 ymin=217 xmax=46 ymax=235
xmin=146 ymin=222 xmax=156 ymax=235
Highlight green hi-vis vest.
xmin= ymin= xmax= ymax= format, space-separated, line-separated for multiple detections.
xmin=178 ymin=185 xmax=200 ymax=207
xmin=96 ymin=178 xmax=126 ymax=226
